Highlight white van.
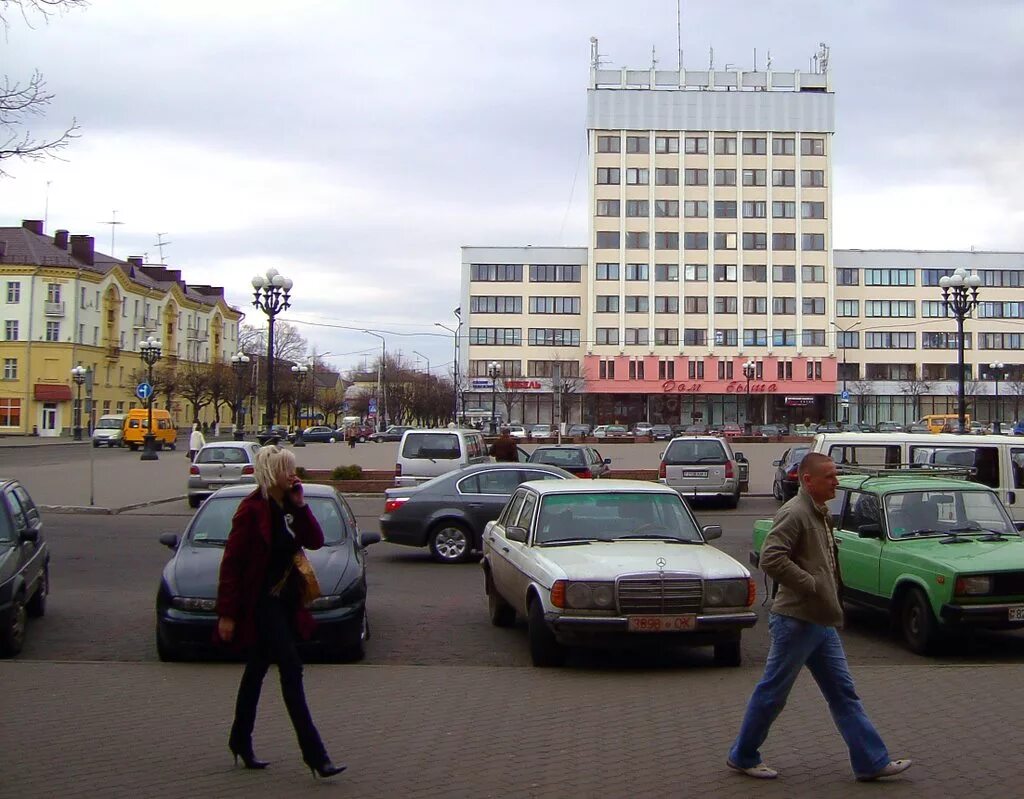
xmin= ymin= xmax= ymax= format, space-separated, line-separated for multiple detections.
xmin=395 ymin=429 xmax=492 ymax=487
xmin=812 ymin=432 xmax=1024 ymax=522
xmin=92 ymin=414 xmax=126 ymax=448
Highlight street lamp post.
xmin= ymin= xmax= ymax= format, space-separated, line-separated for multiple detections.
xmin=487 ymin=361 xmax=501 ymax=434
xmin=363 ymin=330 xmax=386 ymax=432
xmin=230 ymin=352 xmax=250 ymax=440
xmin=741 ymin=360 xmax=756 ymax=435
xmin=436 ymin=307 xmax=462 ymax=424
xmin=139 ymin=336 xmax=162 ymax=461
xmin=71 ymin=365 xmax=87 ymax=441
xmin=291 ymin=363 xmax=309 ymax=447
xmin=251 ymin=268 xmax=292 ymax=431
xmin=830 ymin=320 xmax=862 ymax=425
xmin=988 ymin=361 xmax=1006 ymax=434
xmin=940 ymin=268 xmax=982 ymax=433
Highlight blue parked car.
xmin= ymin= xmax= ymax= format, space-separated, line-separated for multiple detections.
xmin=1012 ymin=420 xmax=1024 ymax=436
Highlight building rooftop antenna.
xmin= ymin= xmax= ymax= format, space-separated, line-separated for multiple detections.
xmin=154 ymin=232 xmax=172 ymax=264
xmin=676 ymin=0 xmax=683 ymax=71
xmin=589 ymin=36 xmax=610 ymax=70
xmin=101 ymin=210 xmax=125 ymax=258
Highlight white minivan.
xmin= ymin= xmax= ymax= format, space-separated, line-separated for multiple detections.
xmin=812 ymin=432 xmax=1024 ymax=522
xmin=395 ymin=429 xmax=492 ymax=487
xmin=92 ymin=414 xmax=126 ymax=447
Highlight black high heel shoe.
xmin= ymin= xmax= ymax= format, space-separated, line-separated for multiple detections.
xmin=307 ymin=760 xmax=346 ymax=779
xmin=229 ymin=743 xmax=269 ymax=770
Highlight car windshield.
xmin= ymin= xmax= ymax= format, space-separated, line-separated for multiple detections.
xmin=197 ymin=447 xmax=251 ymax=464
xmin=663 ymin=439 xmax=726 ymax=465
xmin=535 ymin=492 xmax=702 ymax=544
xmin=786 ymin=447 xmax=810 ymax=466
xmin=188 ymin=495 xmax=348 ymax=545
xmin=607 ymin=426 xmax=627 ymax=432
xmin=530 ymin=449 xmax=585 ymax=467
xmin=97 ymin=418 xmax=122 ymax=429
xmin=884 ymin=490 xmax=1017 ymax=539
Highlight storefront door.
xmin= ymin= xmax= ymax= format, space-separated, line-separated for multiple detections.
xmin=40 ymin=403 xmax=59 ymax=437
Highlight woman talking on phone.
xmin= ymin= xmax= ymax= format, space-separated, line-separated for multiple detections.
xmin=214 ymin=445 xmax=345 ymax=779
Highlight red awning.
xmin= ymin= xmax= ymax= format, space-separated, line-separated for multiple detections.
xmin=34 ymin=383 xmax=73 ymax=401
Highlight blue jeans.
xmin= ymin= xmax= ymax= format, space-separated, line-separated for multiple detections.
xmin=728 ymin=613 xmax=890 ymax=778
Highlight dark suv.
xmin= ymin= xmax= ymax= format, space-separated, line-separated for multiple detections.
xmin=0 ymin=479 xmax=48 ymax=657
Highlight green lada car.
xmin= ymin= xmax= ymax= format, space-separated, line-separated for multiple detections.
xmin=750 ymin=473 xmax=1024 ymax=654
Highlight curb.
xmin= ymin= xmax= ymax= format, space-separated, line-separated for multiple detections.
xmin=41 ymin=495 xmax=186 ymax=516
xmin=0 ymin=440 xmax=92 ymax=450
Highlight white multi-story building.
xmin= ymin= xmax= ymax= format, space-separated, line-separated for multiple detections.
xmin=461 ymin=45 xmax=1024 ymax=429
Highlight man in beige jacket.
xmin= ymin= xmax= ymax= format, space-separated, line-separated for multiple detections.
xmin=727 ymin=452 xmax=911 ymax=782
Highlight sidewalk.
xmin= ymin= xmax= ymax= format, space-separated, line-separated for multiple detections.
xmin=0 ymin=659 xmax=1014 ymax=798
xmin=0 ymin=435 xmax=91 ymax=448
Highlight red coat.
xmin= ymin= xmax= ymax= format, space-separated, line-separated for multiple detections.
xmin=214 ymin=489 xmax=325 ymax=650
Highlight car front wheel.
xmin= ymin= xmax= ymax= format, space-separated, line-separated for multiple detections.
xmin=187 ymin=495 xmax=201 ymax=509
xmin=156 ymin=624 xmax=181 ymax=662
xmin=0 ymin=594 xmax=27 ymax=657
xmin=900 ymin=588 xmax=940 ymax=655
xmin=527 ymin=597 xmax=564 ymax=667
xmin=429 ymin=522 xmax=475 ymax=564
xmin=713 ymin=638 xmax=742 ymax=667
xmin=331 ymin=609 xmax=368 ymax=662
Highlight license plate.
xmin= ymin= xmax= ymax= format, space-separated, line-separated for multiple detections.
xmin=627 ymin=615 xmax=696 ymax=633
xmin=1009 ymin=607 xmax=1024 ymax=622
xmin=683 ymin=470 xmax=708 ymax=479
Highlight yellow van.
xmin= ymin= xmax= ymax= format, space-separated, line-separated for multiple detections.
xmin=124 ymin=408 xmax=178 ymax=451
xmin=918 ymin=414 xmax=971 ymax=434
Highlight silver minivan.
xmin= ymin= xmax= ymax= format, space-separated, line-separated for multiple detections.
xmin=92 ymin=414 xmax=126 ymax=447
xmin=395 ymin=429 xmax=491 ymax=487
xmin=658 ymin=436 xmax=748 ymax=508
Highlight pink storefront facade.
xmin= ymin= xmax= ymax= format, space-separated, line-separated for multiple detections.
xmin=582 ymin=355 xmax=838 ymax=427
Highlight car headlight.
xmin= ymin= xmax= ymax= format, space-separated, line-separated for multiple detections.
xmin=307 ymin=594 xmax=345 ymax=610
xmin=170 ymin=596 xmax=216 ymax=612
xmin=561 ymin=581 xmax=616 ymax=610
xmin=704 ymin=579 xmax=752 ymax=607
xmin=955 ymin=575 xmax=992 ymax=596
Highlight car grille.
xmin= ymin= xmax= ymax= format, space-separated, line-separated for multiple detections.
xmin=617 ymin=574 xmax=703 ymax=615
xmin=990 ymin=572 xmax=1024 ymax=596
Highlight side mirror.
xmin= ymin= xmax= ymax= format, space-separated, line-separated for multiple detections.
xmin=19 ymin=526 xmax=39 ymax=544
xmin=701 ymin=524 xmax=723 ymax=541
xmin=159 ymin=532 xmax=180 ymax=550
xmin=772 ymin=459 xmax=781 ymax=466
xmin=506 ymin=526 xmax=528 ymax=543
xmin=658 ymin=450 xmax=665 ymax=459
xmin=1014 ymin=521 xmax=1024 ymax=533
xmin=857 ymin=523 xmax=882 ymax=539
xmin=735 ymin=452 xmax=746 ymax=461
xmin=359 ymin=531 xmax=382 ymax=547
xmin=603 ymin=458 xmax=612 ymax=465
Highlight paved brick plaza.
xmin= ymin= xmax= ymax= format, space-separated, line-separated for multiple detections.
xmin=1 ymin=659 xmax=1014 ymax=798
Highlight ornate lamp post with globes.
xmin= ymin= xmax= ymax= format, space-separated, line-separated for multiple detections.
xmin=139 ymin=335 xmax=162 ymax=461
xmin=71 ymin=365 xmax=87 ymax=441
xmin=251 ymin=268 xmax=292 ymax=431
xmin=939 ymin=267 xmax=982 ymax=433
xmin=987 ymin=361 xmax=1006 ymax=434
xmin=742 ymin=359 xmax=756 ymax=435
xmin=488 ymin=361 xmax=501 ymax=435
xmin=291 ymin=363 xmax=309 ymax=447
xmin=230 ymin=352 xmax=250 ymax=440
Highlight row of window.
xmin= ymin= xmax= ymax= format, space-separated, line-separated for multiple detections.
xmin=592 ymin=296 xmax=827 ymax=315
xmin=596 ymin=167 xmax=826 ymax=188
xmin=595 ymin=199 xmax=826 ymax=219
xmin=468 ymin=264 xmax=581 ymax=283
xmin=594 ymin=231 xmax=826 ymax=251
xmin=596 ymin=134 xmax=826 ymax=157
xmin=466 ymin=360 xmax=582 ymax=378
xmin=594 ymin=263 xmax=825 ymax=283
xmin=5 ymin=321 xmax=62 ymax=342
xmin=469 ymin=297 xmax=583 ymax=315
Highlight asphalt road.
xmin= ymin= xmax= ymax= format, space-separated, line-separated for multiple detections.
xmin=18 ymin=496 xmax=1024 ymax=669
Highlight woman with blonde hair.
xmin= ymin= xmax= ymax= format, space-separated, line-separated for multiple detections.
xmin=215 ymin=445 xmax=345 ymax=779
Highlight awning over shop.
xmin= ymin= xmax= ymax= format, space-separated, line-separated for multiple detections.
xmin=33 ymin=383 xmax=73 ymax=401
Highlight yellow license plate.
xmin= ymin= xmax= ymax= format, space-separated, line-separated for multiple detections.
xmin=627 ymin=615 xmax=697 ymax=632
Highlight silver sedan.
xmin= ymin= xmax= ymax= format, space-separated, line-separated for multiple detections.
xmin=187 ymin=441 xmax=261 ymax=508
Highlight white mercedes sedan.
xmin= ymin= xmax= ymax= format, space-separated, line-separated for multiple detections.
xmin=481 ymin=480 xmax=756 ymax=667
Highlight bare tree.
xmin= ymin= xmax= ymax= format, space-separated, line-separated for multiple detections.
xmin=850 ymin=379 xmax=873 ymax=422
xmin=495 ymin=378 xmax=525 ymax=426
xmin=238 ymin=321 xmax=308 ymax=363
xmin=317 ymin=388 xmax=345 ymax=427
xmin=551 ymin=354 xmax=583 ymax=428
xmin=206 ymin=362 xmax=234 ymax=427
xmin=1 ymin=1 xmax=85 ymax=175
xmin=1006 ymin=381 xmax=1024 ymax=423
xmin=178 ymin=363 xmax=212 ymax=424
xmin=898 ymin=377 xmax=933 ymax=421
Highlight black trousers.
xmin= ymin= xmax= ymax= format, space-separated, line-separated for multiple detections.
xmin=230 ymin=596 xmax=327 ymax=766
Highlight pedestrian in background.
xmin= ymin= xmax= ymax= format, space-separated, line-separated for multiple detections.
xmin=727 ymin=452 xmax=911 ymax=782
xmin=489 ymin=426 xmax=517 ymax=462
xmin=215 ymin=445 xmax=346 ymax=779
xmin=188 ymin=422 xmax=206 ymax=461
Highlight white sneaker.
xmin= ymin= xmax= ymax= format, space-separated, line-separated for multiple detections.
xmin=857 ymin=759 xmax=913 ymax=782
xmin=727 ymin=760 xmax=779 ymax=779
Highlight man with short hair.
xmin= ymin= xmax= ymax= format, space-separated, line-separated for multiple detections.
xmin=489 ymin=426 xmax=518 ymax=462
xmin=727 ymin=452 xmax=911 ymax=782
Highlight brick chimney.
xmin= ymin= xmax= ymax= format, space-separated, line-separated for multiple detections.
xmin=22 ymin=219 xmax=44 ymax=235
xmin=54 ymin=229 xmax=69 ymax=250
xmin=69 ymin=234 xmax=95 ymax=266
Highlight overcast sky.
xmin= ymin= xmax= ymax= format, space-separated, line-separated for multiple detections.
xmin=2 ymin=0 xmax=1022 ymax=375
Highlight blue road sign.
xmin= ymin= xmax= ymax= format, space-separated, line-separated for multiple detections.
xmin=368 ymin=398 xmax=377 ymax=413
xmin=840 ymin=389 xmax=850 ymax=402
xmin=136 ymin=382 xmax=153 ymax=401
